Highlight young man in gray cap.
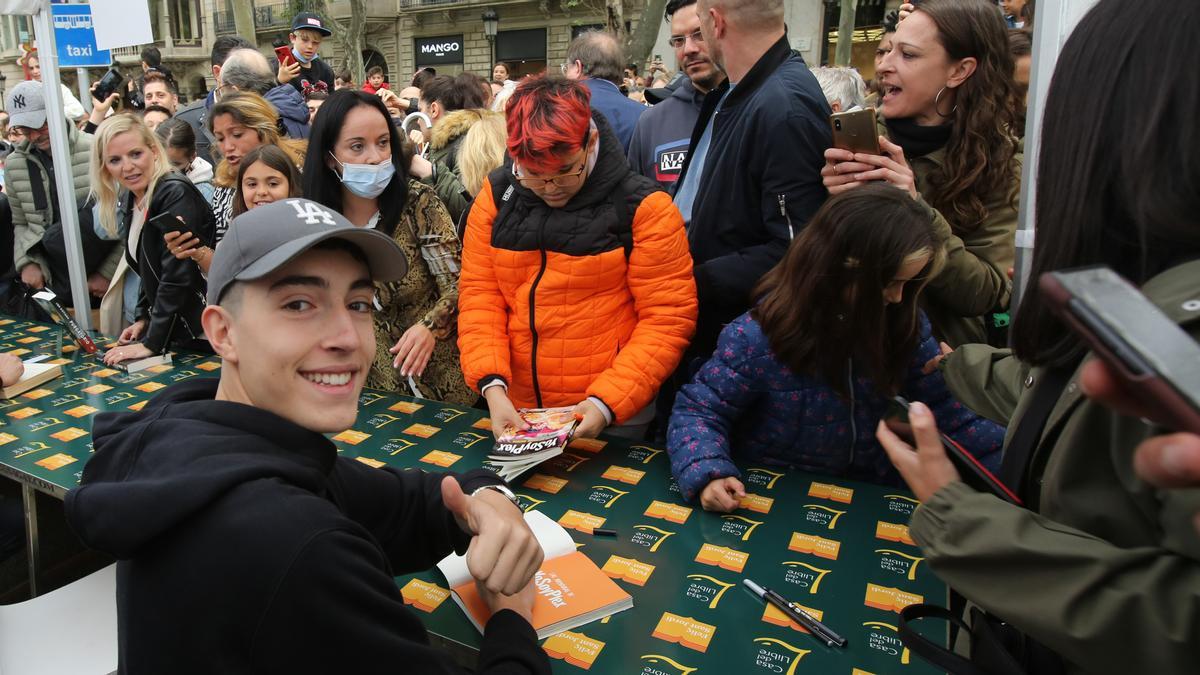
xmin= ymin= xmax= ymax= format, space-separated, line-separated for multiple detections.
xmin=4 ymin=79 xmax=117 ymax=301
xmin=67 ymin=199 xmax=551 ymax=675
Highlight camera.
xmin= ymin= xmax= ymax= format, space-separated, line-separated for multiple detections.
xmin=834 ymin=119 xmax=842 ymax=131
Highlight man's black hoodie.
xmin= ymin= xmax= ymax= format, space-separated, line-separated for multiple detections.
xmin=66 ymin=378 xmax=550 ymax=675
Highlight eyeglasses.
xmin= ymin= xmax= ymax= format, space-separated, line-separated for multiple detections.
xmin=513 ymin=163 xmax=586 ymax=189
xmin=667 ymin=30 xmax=705 ymax=49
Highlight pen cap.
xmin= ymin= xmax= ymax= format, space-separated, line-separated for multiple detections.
xmin=743 ymin=579 xmax=766 ymax=596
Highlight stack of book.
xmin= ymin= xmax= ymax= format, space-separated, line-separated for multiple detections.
xmin=485 ymin=407 xmax=581 ymax=481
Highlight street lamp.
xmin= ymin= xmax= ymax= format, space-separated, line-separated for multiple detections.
xmin=482 ymin=8 xmax=499 ymax=67
xmin=0 ymin=71 xmax=7 ymax=101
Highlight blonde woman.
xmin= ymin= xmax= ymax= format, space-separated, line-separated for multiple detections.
xmin=206 ymin=92 xmax=306 ymax=243
xmin=455 ymin=111 xmax=507 ymax=198
xmin=90 ymin=114 xmax=215 ymax=365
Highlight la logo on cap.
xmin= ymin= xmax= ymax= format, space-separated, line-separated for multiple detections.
xmin=289 ymin=200 xmax=336 ymax=225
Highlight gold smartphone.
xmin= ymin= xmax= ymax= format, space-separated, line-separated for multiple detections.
xmin=830 ymin=107 xmax=881 ymax=155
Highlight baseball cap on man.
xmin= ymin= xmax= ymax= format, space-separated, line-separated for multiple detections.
xmin=207 ymin=198 xmax=407 ymax=305
xmin=6 ymin=80 xmax=47 ymax=129
xmin=291 ymin=12 xmax=333 ymax=36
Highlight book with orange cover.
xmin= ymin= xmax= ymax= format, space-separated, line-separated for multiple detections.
xmin=436 ymin=511 xmax=632 ymax=639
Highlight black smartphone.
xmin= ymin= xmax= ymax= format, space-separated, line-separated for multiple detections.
xmin=1040 ymin=266 xmax=1200 ymax=434
xmin=885 ymin=397 xmax=1023 ymax=505
xmin=147 ymin=212 xmax=185 ymax=233
xmin=94 ymin=67 xmax=125 ymax=103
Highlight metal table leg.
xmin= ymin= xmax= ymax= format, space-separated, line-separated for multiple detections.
xmin=23 ymin=483 xmax=40 ymax=597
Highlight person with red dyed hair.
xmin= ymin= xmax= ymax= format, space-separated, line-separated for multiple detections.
xmin=459 ymin=76 xmax=698 ymax=441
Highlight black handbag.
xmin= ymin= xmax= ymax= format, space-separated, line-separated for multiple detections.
xmin=0 ymin=278 xmax=52 ymax=322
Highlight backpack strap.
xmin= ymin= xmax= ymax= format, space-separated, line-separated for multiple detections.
xmin=28 ymin=161 xmax=49 ymax=213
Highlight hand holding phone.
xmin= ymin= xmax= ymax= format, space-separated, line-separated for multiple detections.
xmin=275 ymin=45 xmax=296 ymax=67
xmin=884 ymin=397 xmax=1022 ymax=505
xmin=1041 ymin=266 xmax=1200 ymax=434
xmin=830 ymin=107 xmax=881 ymax=155
xmin=93 ymin=67 xmax=125 ymax=104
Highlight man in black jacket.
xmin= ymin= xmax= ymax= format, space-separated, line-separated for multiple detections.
xmin=67 ymin=200 xmax=550 ymax=675
xmin=673 ymin=0 xmax=831 ymax=360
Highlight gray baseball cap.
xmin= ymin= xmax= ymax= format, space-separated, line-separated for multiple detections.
xmin=7 ymin=80 xmax=47 ymax=129
xmin=207 ymin=198 xmax=408 ymax=305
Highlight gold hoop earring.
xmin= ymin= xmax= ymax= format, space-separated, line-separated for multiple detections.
xmin=934 ymin=86 xmax=958 ymax=117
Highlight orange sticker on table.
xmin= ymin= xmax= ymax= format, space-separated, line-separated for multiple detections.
xmin=651 ymin=612 xmax=716 ymax=653
xmin=135 ymin=382 xmax=167 ymax=393
xmin=601 ymin=555 xmax=656 ymax=586
xmin=16 ymin=336 xmax=39 ymax=344
xmin=35 ymin=453 xmax=78 ymax=470
xmin=92 ymin=368 xmax=120 ymax=378
xmin=694 ymin=543 xmax=749 ymax=572
xmin=864 ymin=583 xmax=923 ymax=613
xmin=355 ymin=456 xmax=385 ymax=469
xmin=7 ymin=348 xmax=31 ymax=356
xmin=543 ymin=631 xmax=606 ymax=670
xmin=644 ymin=500 xmax=692 ymax=524
xmin=471 ymin=417 xmax=492 ymax=430
xmin=403 ymin=423 xmax=440 ymax=438
xmin=568 ymin=437 xmax=607 ymax=453
xmin=128 ymin=401 xmax=147 ymax=412
xmin=64 ymin=405 xmax=98 ymax=418
xmin=524 ymin=473 xmax=568 ymax=494
xmin=853 ymin=670 xmax=878 ymax=675
xmin=22 ymin=388 xmax=53 ymax=399
xmin=808 ymin=481 xmax=854 ymax=503
xmin=400 ymin=578 xmax=451 ymax=613
xmin=419 ymin=450 xmax=461 ymax=467
xmin=147 ymin=364 xmax=173 ymax=374
xmin=788 ymin=532 xmax=841 ymax=560
xmin=762 ymin=601 xmax=826 ymax=634
xmin=739 ymin=493 xmax=774 ymax=513
xmin=332 ymin=429 xmax=371 ymax=445
xmin=388 ymin=400 xmax=423 ymax=414
xmin=50 ymin=427 xmax=88 ymax=442
xmin=558 ymin=509 xmax=606 ymax=534
xmin=0 ymin=433 xmax=18 ymax=445
xmin=82 ymin=384 xmax=112 ymax=394
xmin=195 ymin=361 xmax=222 ymax=371
xmin=600 ymin=465 xmax=645 ymax=485
xmin=26 ymin=325 xmax=50 ymax=332
xmin=7 ymin=407 xmax=40 ymax=419
xmin=875 ymin=521 xmax=916 ymax=546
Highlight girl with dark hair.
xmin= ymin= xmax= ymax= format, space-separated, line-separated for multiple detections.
xmin=668 ymin=184 xmax=1004 ymax=511
xmin=303 ymin=89 xmax=473 ymax=405
xmin=877 ymin=0 xmax=1200 ymax=671
xmin=155 ymin=117 xmax=215 ymax=202
xmin=823 ymin=0 xmax=1020 ymax=348
xmin=232 ymin=145 xmax=303 ymax=218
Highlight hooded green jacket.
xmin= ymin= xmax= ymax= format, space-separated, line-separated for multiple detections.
xmin=921 ymin=259 xmax=1200 ymax=674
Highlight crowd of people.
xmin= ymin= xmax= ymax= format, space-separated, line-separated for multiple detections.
xmin=0 ymin=0 xmax=1197 ymax=672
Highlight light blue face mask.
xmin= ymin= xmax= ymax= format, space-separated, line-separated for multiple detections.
xmin=292 ymin=48 xmax=318 ymax=66
xmin=330 ymin=152 xmax=395 ymax=199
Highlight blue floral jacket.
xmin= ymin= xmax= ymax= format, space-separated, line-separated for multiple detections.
xmin=667 ymin=312 xmax=1006 ymax=500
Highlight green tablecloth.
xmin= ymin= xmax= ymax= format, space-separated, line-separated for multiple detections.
xmin=1 ymin=316 xmax=945 ymax=673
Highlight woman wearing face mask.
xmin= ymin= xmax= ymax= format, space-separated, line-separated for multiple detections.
xmin=458 ymin=76 xmax=698 ymax=441
xmin=823 ymin=0 xmax=1020 ymax=348
xmin=303 ymin=90 xmax=474 ymax=405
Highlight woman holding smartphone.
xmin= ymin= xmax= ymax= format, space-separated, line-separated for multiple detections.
xmin=90 ymin=114 xmax=215 ymax=364
xmin=822 ymin=0 xmax=1020 ymax=347
xmin=303 ymin=90 xmax=474 ymax=405
xmin=875 ymin=1 xmax=1200 ymax=672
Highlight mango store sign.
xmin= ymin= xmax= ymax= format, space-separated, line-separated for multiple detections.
xmin=415 ymin=35 xmax=464 ymax=65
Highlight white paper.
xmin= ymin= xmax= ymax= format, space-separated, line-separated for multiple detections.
xmin=436 ymin=510 xmax=576 ymax=587
xmin=90 ymin=0 xmax=153 ymax=51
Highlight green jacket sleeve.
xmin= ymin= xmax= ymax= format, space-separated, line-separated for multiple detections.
xmin=420 ymin=158 xmax=471 ymax=226
xmin=937 ymin=344 xmax=1028 ymax=424
xmin=922 ymin=189 xmax=1016 ymax=319
xmin=8 ymin=159 xmax=49 ymax=278
xmin=912 ymin=481 xmax=1200 ymax=674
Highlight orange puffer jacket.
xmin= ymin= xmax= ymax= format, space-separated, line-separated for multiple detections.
xmin=458 ymin=117 xmax=697 ymax=423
